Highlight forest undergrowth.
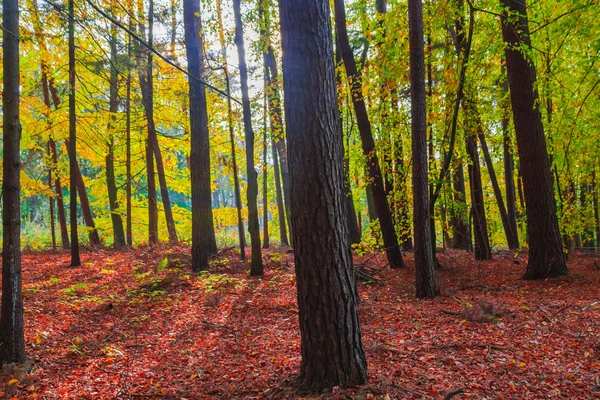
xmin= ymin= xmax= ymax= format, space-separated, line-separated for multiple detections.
xmin=1 ymin=246 xmax=599 ymax=399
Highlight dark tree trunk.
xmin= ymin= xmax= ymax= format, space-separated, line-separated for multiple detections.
xmin=233 ymin=0 xmax=263 ymax=275
xmin=262 ymin=94 xmax=270 ymax=249
xmin=185 ymin=0 xmax=214 ymax=271
xmin=138 ymin=2 xmax=159 ymax=245
xmin=365 ymin=184 xmax=377 ymax=223
xmin=501 ymin=66 xmax=519 ymax=247
xmin=409 ymin=0 xmax=438 ymax=298
xmin=501 ymin=0 xmax=567 ymax=279
xmin=107 ymin=28 xmax=126 ymax=247
xmin=49 ymin=140 xmax=70 ymax=248
xmin=451 ymin=163 xmax=472 ymax=250
xmin=465 ymin=133 xmax=492 ymax=260
xmin=593 ymin=170 xmax=599 ymax=253
xmin=334 ymin=0 xmax=404 ymax=268
xmin=280 ymin=0 xmax=368 ymax=391
xmin=1 ymin=0 xmax=26 ymax=364
xmin=216 ymin=0 xmax=246 ymax=259
xmin=70 ymin=155 xmax=102 ymax=246
xmin=126 ymin=19 xmax=133 ymax=247
xmin=272 ymin=137 xmax=288 ymax=245
xmin=152 ymin=139 xmax=179 ymax=243
xmin=69 ymin=0 xmax=81 ymax=266
xmin=47 ymin=144 xmax=57 ymax=250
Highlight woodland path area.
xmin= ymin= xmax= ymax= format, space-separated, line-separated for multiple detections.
xmin=0 ymin=247 xmax=599 ymax=399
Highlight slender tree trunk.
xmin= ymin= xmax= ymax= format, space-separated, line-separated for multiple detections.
xmin=593 ymin=170 xmax=599 ymax=253
xmin=1 ymin=0 xmax=25 ymax=363
xmin=48 ymin=144 xmax=57 ymax=250
xmin=272 ymin=138 xmax=288 ymax=245
xmin=152 ymin=137 xmax=179 ymax=243
xmin=106 ymin=25 xmax=126 ymax=247
xmin=262 ymin=95 xmax=270 ymax=249
xmin=409 ymin=0 xmax=438 ymax=298
xmin=185 ymin=0 xmax=213 ymax=271
xmin=126 ymin=18 xmax=133 ymax=247
xmin=501 ymin=0 xmax=567 ymax=278
xmin=215 ymin=0 xmax=245 ymax=258
xmin=49 ymin=140 xmax=70 ymax=248
xmin=334 ymin=0 xmax=404 ymax=268
xmin=69 ymin=0 xmax=81 ymax=266
xmin=69 ymin=156 xmax=102 ymax=246
xmin=465 ymin=133 xmax=492 ymax=260
xmin=501 ymin=65 xmax=519 ymax=247
xmin=280 ymin=0 xmax=368 ymax=390
xmin=451 ymin=163 xmax=472 ymax=250
xmin=233 ymin=0 xmax=263 ymax=275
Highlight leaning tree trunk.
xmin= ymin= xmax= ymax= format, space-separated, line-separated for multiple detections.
xmin=501 ymin=0 xmax=567 ymax=279
xmin=1 ymin=0 xmax=26 ymax=364
xmin=106 ymin=26 xmax=126 ymax=247
xmin=280 ymin=0 xmax=368 ymax=391
xmin=233 ymin=0 xmax=263 ymax=275
xmin=409 ymin=0 xmax=438 ymax=298
xmin=185 ymin=0 xmax=214 ymax=271
xmin=334 ymin=0 xmax=404 ymax=268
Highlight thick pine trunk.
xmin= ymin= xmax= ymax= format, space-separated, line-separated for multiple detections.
xmin=280 ymin=0 xmax=368 ymax=390
xmin=334 ymin=0 xmax=404 ymax=268
xmin=233 ymin=0 xmax=263 ymax=275
xmin=185 ymin=0 xmax=214 ymax=271
xmin=409 ymin=0 xmax=438 ymax=298
xmin=1 ymin=0 xmax=26 ymax=363
xmin=501 ymin=0 xmax=567 ymax=278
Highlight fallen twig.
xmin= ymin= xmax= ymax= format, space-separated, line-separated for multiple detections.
xmin=444 ymin=387 xmax=465 ymax=399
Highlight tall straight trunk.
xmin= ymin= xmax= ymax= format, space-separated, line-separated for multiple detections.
xmin=501 ymin=0 xmax=567 ymax=279
xmin=152 ymin=136 xmax=179 ymax=243
xmin=233 ymin=0 xmax=263 ymax=276
xmin=334 ymin=0 xmax=404 ymax=268
xmin=408 ymin=0 xmax=438 ymax=298
xmin=262 ymin=95 xmax=270 ymax=249
xmin=478 ymin=128 xmax=519 ymax=249
xmin=106 ymin=26 xmax=126 ymax=247
xmin=1 ymin=0 xmax=25 ymax=363
xmin=593 ymin=170 xmax=599 ymax=252
xmin=501 ymin=65 xmax=519 ymax=246
xmin=139 ymin=0 xmax=159 ymax=244
xmin=68 ymin=0 xmax=81 ymax=266
xmin=49 ymin=139 xmax=70 ymax=248
xmin=126 ymin=16 xmax=133 ymax=246
xmin=452 ymin=163 xmax=471 ymax=250
xmin=272 ymin=138 xmax=288 ymax=245
xmin=465 ymin=133 xmax=492 ymax=260
xmin=48 ymin=144 xmax=57 ymax=250
xmin=185 ymin=0 xmax=214 ymax=271
xmin=280 ymin=0 xmax=368 ymax=390
xmin=216 ymin=0 xmax=245 ymax=258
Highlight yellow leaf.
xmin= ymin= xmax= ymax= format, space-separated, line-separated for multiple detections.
xmin=7 ymin=379 xmax=19 ymax=386
xmin=518 ymin=362 xmax=526 ymax=368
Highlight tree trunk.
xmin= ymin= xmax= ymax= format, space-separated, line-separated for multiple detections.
xmin=593 ymin=170 xmax=600 ymax=253
xmin=233 ymin=0 xmax=263 ymax=275
xmin=106 ymin=26 xmax=126 ymax=247
xmin=280 ymin=0 xmax=368 ymax=390
xmin=451 ymin=163 xmax=472 ymax=250
xmin=408 ymin=0 xmax=438 ymax=298
xmin=126 ymin=17 xmax=133 ymax=247
xmin=272 ymin=137 xmax=288 ymax=245
xmin=69 ymin=0 xmax=81 ymax=265
xmin=216 ymin=0 xmax=245 ymax=258
xmin=501 ymin=0 xmax=567 ymax=278
xmin=47 ymin=144 xmax=57 ymax=250
xmin=49 ymin=140 xmax=70 ymax=248
xmin=1 ymin=0 xmax=26 ymax=363
xmin=262 ymin=97 xmax=270 ymax=249
xmin=334 ymin=0 xmax=404 ymax=268
xmin=184 ymin=0 xmax=214 ymax=271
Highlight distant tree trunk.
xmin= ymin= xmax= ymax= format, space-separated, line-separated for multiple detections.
xmin=409 ymin=0 xmax=438 ymax=298
xmin=152 ymin=139 xmax=179 ymax=244
xmin=365 ymin=184 xmax=377 ymax=223
xmin=216 ymin=0 xmax=245 ymax=259
xmin=500 ymin=65 xmax=519 ymax=247
xmin=1 ymin=0 xmax=26 ymax=363
xmin=47 ymin=144 xmax=57 ymax=250
xmin=126 ymin=18 xmax=133 ymax=247
xmin=185 ymin=0 xmax=214 ymax=271
xmin=262 ymin=97 xmax=270 ymax=249
xmin=593 ymin=170 xmax=599 ymax=253
xmin=233 ymin=0 xmax=263 ymax=275
xmin=280 ymin=0 xmax=368 ymax=391
xmin=106 ymin=26 xmax=126 ymax=247
xmin=272 ymin=138 xmax=288 ymax=245
xmin=501 ymin=0 xmax=567 ymax=279
xmin=138 ymin=0 xmax=159 ymax=244
xmin=334 ymin=0 xmax=404 ymax=268
xmin=451 ymin=163 xmax=472 ymax=250
xmin=48 ymin=140 xmax=70 ymax=248
xmin=68 ymin=0 xmax=81 ymax=266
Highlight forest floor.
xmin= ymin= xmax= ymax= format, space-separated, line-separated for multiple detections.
xmin=1 ymin=245 xmax=599 ymax=399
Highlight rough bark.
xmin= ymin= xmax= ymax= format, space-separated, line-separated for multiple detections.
xmin=334 ymin=0 xmax=404 ymax=268
xmin=409 ymin=0 xmax=439 ymax=298
xmin=501 ymin=0 xmax=567 ymax=278
xmin=1 ymin=0 xmax=26 ymax=363
xmin=280 ymin=0 xmax=368 ymax=390
xmin=233 ymin=0 xmax=263 ymax=275
xmin=185 ymin=0 xmax=214 ymax=271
